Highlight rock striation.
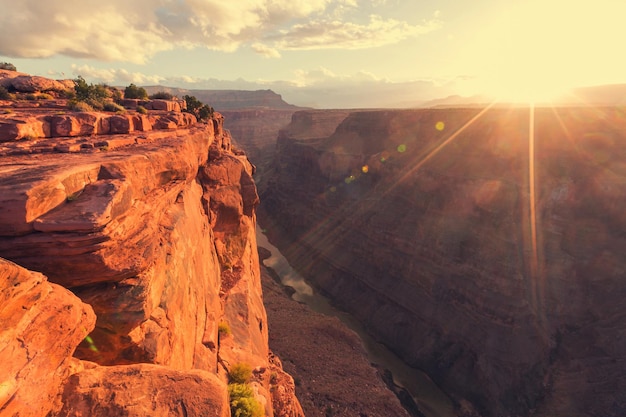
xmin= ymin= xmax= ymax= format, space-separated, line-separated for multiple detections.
xmin=0 ymin=73 xmax=302 ymax=417
xmin=260 ymin=107 xmax=626 ymax=417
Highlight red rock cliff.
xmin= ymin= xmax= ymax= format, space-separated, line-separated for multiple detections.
xmin=0 ymin=75 xmax=302 ymax=417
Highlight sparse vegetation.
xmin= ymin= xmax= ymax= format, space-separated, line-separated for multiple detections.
xmin=71 ymin=76 xmax=117 ymax=111
xmin=269 ymin=372 xmax=278 ymax=385
xmin=228 ymin=383 xmax=264 ymax=417
xmin=0 ymin=86 xmax=11 ymax=100
xmin=229 ymin=362 xmax=253 ymax=384
xmin=0 ymin=62 xmax=17 ymax=71
xmin=103 ymin=102 xmax=126 ymax=113
xmin=38 ymin=93 xmax=54 ymax=100
xmin=25 ymin=93 xmax=37 ymax=101
xmin=183 ymin=94 xmax=214 ymax=122
xmin=74 ymin=76 xmax=110 ymax=103
xmin=227 ymin=362 xmax=263 ymax=416
xmin=69 ymin=101 xmax=94 ymax=112
xmin=136 ymin=105 xmax=148 ymax=115
xmin=149 ymin=91 xmax=174 ymax=100
xmin=66 ymin=190 xmax=83 ymax=201
xmin=110 ymin=88 xmax=123 ymax=102
xmin=124 ymin=83 xmax=148 ymax=99
xmin=218 ymin=321 xmax=231 ymax=337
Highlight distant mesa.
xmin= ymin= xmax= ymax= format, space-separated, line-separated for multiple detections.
xmin=143 ymin=86 xmax=303 ymax=111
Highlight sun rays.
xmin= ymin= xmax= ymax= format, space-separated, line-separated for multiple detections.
xmin=266 ymin=92 xmax=626 ymax=334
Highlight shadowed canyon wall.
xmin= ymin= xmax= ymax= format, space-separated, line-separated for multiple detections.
xmin=260 ymin=107 xmax=626 ymax=417
xmin=0 ymin=76 xmax=303 ymax=417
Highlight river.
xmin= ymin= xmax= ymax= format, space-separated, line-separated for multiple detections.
xmin=256 ymin=225 xmax=457 ymax=417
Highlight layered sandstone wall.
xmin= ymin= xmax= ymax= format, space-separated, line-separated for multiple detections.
xmin=260 ymin=107 xmax=626 ymax=417
xmin=0 ymin=76 xmax=302 ymax=417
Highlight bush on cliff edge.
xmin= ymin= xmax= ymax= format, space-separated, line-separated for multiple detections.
xmin=0 ymin=62 xmax=17 ymax=71
xmin=124 ymin=83 xmax=148 ymax=99
xmin=183 ymin=94 xmax=214 ymax=122
xmin=228 ymin=383 xmax=264 ymax=417
xmin=229 ymin=362 xmax=253 ymax=384
xmin=70 ymin=76 xmax=118 ymax=111
xmin=228 ymin=363 xmax=264 ymax=417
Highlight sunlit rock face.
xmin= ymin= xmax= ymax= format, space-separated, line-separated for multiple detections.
xmin=0 ymin=75 xmax=303 ymax=417
xmin=0 ymin=258 xmax=95 ymax=417
xmin=55 ymin=364 xmax=230 ymax=417
xmin=260 ymin=107 xmax=626 ymax=417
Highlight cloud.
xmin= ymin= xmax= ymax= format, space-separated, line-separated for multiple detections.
xmin=61 ymin=62 xmax=456 ymax=108
xmin=0 ymin=1 xmax=174 ymax=63
xmin=251 ymin=43 xmax=282 ymax=58
xmin=290 ymin=67 xmax=386 ymax=87
xmin=71 ymin=65 xmax=166 ymax=85
xmin=268 ymin=14 xmax=441 ymax=50
xmin=0 ymin=0 xmax=440 ymax=63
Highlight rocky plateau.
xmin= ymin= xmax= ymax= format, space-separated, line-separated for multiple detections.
xmin=0 ymin=71 xmax=303 ymax=417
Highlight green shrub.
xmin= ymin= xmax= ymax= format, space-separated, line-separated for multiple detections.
xmin=136 ymin=105 xmax=148 ymax=114
xmin=110 ymin=88 xmax=123 ymax=102
xmin=229 ymin=363 xmax=253 ymax=384
xmin=85 ymin=98 xmax=104 ymax=111
xmin=149 ymin=91 xmax=174 ymax=100
xmin=183 ymin=94 xmax=214 ymax=122
xmin=74 ymin=76 xmax=110 ymax=102
xmin=0 ymin=62 xmax=16 ymax=71
xmin=38 ymin=93 xmax=53 ymax=100
xmin=25 ymin=93 xmax=37 ymax=101
xmin=103 ymin=102 xmax=125 ymax=113
xmin=69 ymin=100 xmax=94 ymax=112
xmin=0 ymin=86 xmax=11 ymax=100
xmin=228 ymin=384 xmax=264 ymax=417
xmin=218 ymin=321 xmax=231 ymax=337
xmin=124 ymin=83 xmax=148 ymax=99
xmin=60 ymin=89 xmax=76 ymax=100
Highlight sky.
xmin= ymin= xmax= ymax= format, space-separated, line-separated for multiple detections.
xmin=1 ymin=0 xmax=625 ymax=108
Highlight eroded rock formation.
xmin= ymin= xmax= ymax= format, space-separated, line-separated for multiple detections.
xmin=0 ymin=73 xmax=302 ymax=417
xmin=260 ymin=107 xmax=626 ymax=417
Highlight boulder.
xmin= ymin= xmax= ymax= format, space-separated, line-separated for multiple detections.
xmin=9 ymin=75 xmax=69 ymax=93
xmin=0 ymin=258 xmax=96 ymax=417
xmin=54 ymin=364 xmax=229 ymax=417
xmin=109 ymin=115 xmax=134 ymax=134
xmin=0 ymin=116 xmax=50 ymax=141
xmin=149 ymin=99 xmax=181 ymax=112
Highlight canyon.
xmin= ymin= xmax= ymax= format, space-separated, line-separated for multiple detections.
xmin=3 ymin=69 xmax=625 ymax=417
xmin=258 ymin=106 xmax=626 ymax=417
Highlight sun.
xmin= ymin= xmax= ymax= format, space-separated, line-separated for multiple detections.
xmin=458 ymin=0 xmax=626 ymax=103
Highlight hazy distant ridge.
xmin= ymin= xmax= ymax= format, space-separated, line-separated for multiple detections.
xmin=143 ymin=86 xmax=300 ymax=111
